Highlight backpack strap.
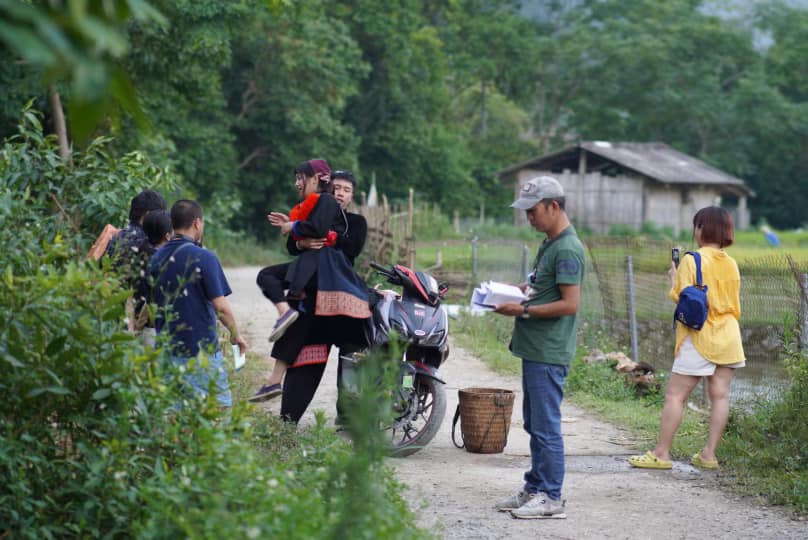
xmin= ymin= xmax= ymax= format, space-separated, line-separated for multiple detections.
xmin=686 ymin=251 xmax=703 ymax=288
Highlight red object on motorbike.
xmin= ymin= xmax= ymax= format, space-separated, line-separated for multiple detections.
xmin=393 ymin=264 xmax=443 ymax=306
xmin=393 ymin=264 xmax=431 ymax=303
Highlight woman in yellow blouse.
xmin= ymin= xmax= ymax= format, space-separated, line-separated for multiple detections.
xmin=630 ymin=206 xmax=745 ymax=470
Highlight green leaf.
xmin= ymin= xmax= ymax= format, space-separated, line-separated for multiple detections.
xmin=92 ymin=388 xmax=112 ymax=400
xmin=2 ymin=354 xmax=24 ymax=368
xmin=26 ymin=386 xmax=71 ymax=397
xmin=126 ymin=0 xmax=167 ymax=25
xmin=0 ymin=23 xmax=57 ymax=64
xmin=74 ymin=15 xmax=129 ymax=57
xmin=45 ymin=335 xmax=67 ymax=356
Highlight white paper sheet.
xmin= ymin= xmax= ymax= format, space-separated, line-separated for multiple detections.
xmin=470 ymin=281 xmax=527 ymax=310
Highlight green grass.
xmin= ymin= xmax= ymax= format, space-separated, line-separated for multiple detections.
xmin=452 ymin=312 xmax=708 ymax=457
xmin=452 ymin=311 xmax=808 ymax=514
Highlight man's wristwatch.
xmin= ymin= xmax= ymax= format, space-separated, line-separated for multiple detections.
xmin=521 ymin=305 xmax=530 ymax=319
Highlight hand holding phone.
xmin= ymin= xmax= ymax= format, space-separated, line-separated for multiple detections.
xmin=671 ymin=248 xmax=680 ymax=268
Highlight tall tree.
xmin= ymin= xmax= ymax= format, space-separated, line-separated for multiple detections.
xmin=123 ymin=0 xmax=251 ymax=213
xmin=223 ymin=1 xmax=368 ymax=235
xmin=0 ymin=0 xmax=163 ymax=144
xmin=440 ymin=0 xmax=541 ymax=215
xmin=330 ymin=0 xmax=477 ymax=211
xmin=736 ymin=2 xmax=808 ymax=227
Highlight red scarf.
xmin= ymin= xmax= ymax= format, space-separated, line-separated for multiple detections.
xmin=289 ymin=193 xmax=320 ymax=221
xmin=289 ymin=193 xmax=337 ymax=246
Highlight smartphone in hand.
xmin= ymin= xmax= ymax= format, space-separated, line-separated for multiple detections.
xmin=671 ymin=248 xmax=680 ymax=268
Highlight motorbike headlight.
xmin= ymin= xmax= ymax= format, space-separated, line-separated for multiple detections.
xmin=390 ymin=318 xmax=408 ymax=337
xmin=419 ymin=329 xmax=445 ymax=346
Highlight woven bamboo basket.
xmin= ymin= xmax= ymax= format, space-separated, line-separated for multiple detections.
xmin=453 ymin=387 xmax=515 ymax=454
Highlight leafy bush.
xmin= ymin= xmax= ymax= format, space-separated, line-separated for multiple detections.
xmin=0 ymin=109 xmax=427 ymax=537
xmin=721 ymin=324 xmax=808 ymax=511
xmin=0 ymin=104 xmax=176 ymax=251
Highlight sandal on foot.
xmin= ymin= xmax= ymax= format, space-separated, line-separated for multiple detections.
xmin=691 ymin=453 xmax=719 ymax=470
xmin=628 ymin=451 xmax=672 ymax=470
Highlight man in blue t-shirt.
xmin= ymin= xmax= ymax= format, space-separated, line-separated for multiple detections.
xmin=150 ymin=199 xmax=248 ymax=407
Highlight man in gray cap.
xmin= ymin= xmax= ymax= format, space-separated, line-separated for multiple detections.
xmin=492 ymin=175 xmax=585 ymax=519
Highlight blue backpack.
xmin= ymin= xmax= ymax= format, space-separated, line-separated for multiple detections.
xmin=674 ymin=252 xmax=708 ymax=330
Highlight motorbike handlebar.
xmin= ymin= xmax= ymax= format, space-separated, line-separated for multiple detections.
xmin=370 ymin=261 xmax=401 ymax=285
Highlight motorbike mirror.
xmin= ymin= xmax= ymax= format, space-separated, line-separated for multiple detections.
xmin=438 ymin=282 xmax=449 ymax=298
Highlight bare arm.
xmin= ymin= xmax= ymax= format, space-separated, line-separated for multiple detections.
xmin=211 ymin=295 xmax=249 ymax=354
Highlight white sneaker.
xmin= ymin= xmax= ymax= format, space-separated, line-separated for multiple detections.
xmin=510 ymin=492 xmax=566 ymax=519
xmin=494 ymin=490 xmax=533 ymax=512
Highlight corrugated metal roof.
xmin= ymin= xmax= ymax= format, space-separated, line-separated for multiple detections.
xmin=498 ymin=142 xmax=753 ymax=195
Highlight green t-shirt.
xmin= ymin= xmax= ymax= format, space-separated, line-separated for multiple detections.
xmin=511 ymin=225 xmax=585 ymax=366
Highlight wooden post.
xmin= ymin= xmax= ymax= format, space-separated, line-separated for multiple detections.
xmin=471 ymin=236 xmax=479 ymax=284
xmin=801 ymin=274 xmax=808 ymax=350
xmin=453 ymin=210 xmax=460 ymax=234
xmin=577 ymin=147 xmax=586 ymax=226
xmin=49 ymin=85 xmax=70 ymax=163
xmin=479 ymin=201 xmax=485 ymax=225
xmin=626 ymin=255 xmax=639 ymax=364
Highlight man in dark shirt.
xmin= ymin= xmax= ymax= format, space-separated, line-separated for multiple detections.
xmin=104 ymin=190 xmax=166 ymax=330
xmin=150 ymin=199 xmax=248 ymax=407
xmin=104 ymin=189 xmax=167 ymax=284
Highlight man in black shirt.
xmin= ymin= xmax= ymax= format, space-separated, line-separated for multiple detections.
xmin=103 ymin=190 xmax=167 ymax=330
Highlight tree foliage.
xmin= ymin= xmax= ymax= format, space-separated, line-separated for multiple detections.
xmin=1 ymin=0 xmax=806 ymax=228
xmin=0 ymin=0 xmax=164 ymax=141
xmin=0 ymin=109 xmax=425 ymax=538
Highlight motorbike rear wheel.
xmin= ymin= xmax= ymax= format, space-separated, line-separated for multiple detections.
xmin=388 ymin=375 xmax=447 ymax=457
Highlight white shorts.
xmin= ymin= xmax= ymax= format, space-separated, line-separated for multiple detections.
xmin=672 ymin=336 xmax=745 ymax=376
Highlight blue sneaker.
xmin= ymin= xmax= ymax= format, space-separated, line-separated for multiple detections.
xmin=269 ymin=309 xmax=299 ymax=342
xmin=247 ymin=383 xmax=282 ymax=403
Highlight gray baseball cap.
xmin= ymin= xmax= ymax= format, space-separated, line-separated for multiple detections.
xmin=510 ymin=175 xmax=565 ymax=210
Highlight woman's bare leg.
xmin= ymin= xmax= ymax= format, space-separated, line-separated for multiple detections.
xmin=266 ymin=357 xmax=287 ymax=386
xmin=276 ymin=301 xmax=291 ymax=316
xmin=701 ymin=366 xmax=734 ymax=461
xmin=652 ymin=373 xmax=700 ymax=461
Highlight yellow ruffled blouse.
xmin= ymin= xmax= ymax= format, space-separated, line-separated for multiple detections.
xmin=668 ymin=246 xmax=745 ymax=364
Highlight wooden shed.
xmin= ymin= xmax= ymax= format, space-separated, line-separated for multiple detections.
xmin=498 ymin=142 xmax=753 ymax=234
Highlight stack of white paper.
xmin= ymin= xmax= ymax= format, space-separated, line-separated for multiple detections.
xmin=471 ymin=281 xmax=527 ymax=310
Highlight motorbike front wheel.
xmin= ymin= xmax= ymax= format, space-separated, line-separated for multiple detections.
xmin=388 ymin=374 xmax=447 ymax=457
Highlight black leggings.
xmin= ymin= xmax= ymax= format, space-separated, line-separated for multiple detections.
xmin=281 ymin=361 xmax=328 ymax=424
xmin=256 ymin=263 xmax=290 ymax=304
xmin=278 ymin=321 xmax=366 ymax=424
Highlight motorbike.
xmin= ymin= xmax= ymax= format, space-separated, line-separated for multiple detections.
xmin=340 ymin=261 xmax=450 ymax=457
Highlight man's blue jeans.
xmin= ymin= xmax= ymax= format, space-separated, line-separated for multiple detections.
xmin=522 ymin=359 xmax=568 ymax=500
xmin=171 ymin=350 xmax=232 ymax=407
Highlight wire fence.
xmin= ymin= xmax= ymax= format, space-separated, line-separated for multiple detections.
xmin=443 ymin=237 xmax=807 ymax=405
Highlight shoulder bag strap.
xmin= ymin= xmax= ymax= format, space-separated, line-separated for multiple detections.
xmin=687 ymin=251 xmax=703 ymax=288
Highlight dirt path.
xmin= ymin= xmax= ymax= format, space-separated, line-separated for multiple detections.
xmin=226 ymin=267 xmax=805 ymax=540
